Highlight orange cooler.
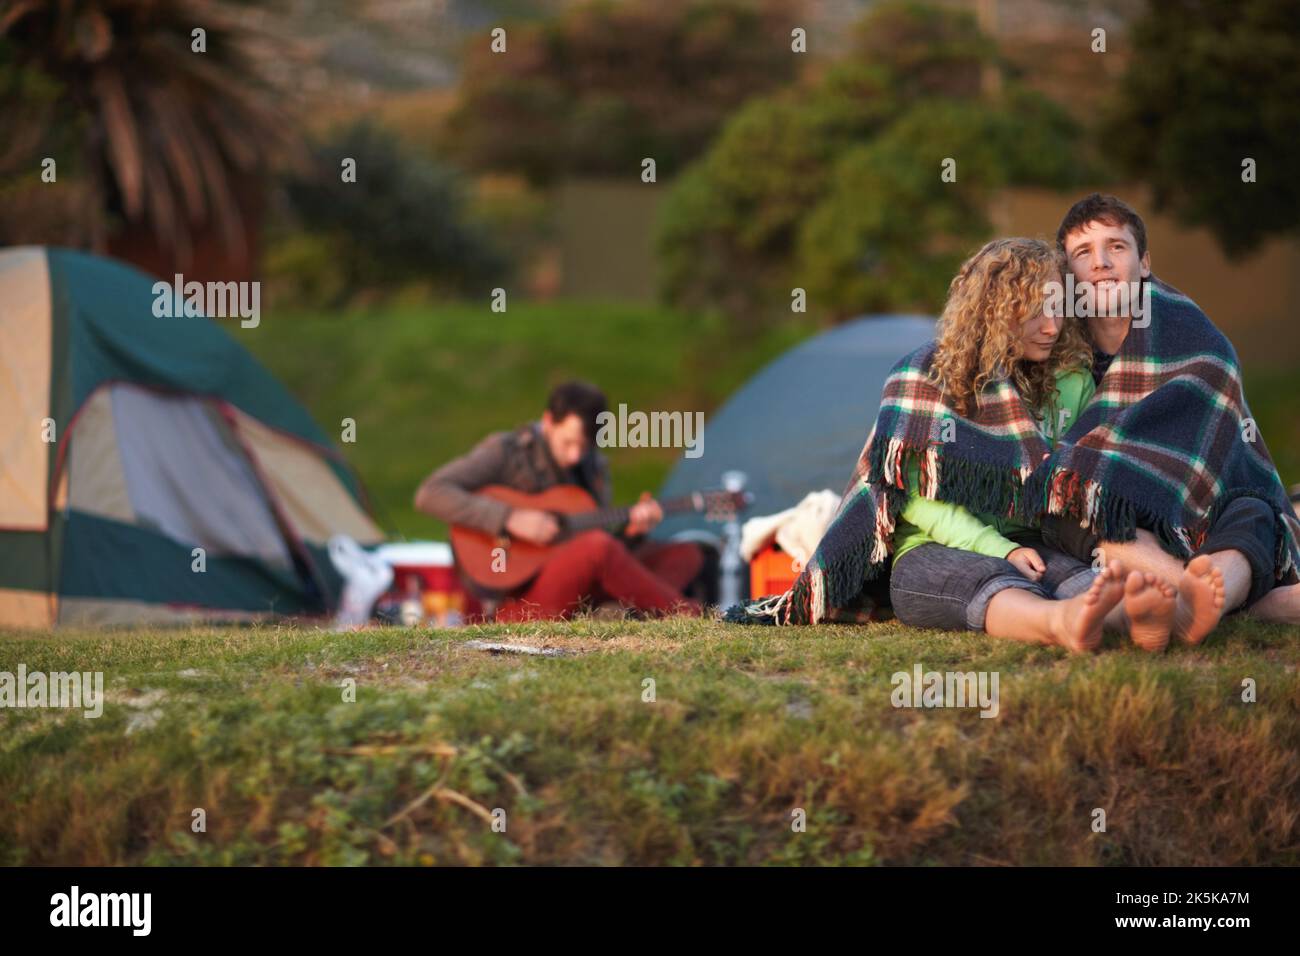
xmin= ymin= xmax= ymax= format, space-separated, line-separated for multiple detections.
xmin=749 ymin=543 xmax=801 ymax=598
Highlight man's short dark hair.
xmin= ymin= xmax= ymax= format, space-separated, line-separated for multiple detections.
xmin=547 ymin=380 xmax=607 ymax=441
xmin=1056 ymin=193 xmax=1148 ymax=259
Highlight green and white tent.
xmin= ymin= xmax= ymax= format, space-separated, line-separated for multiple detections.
xmin=0 ymin=247 xmax=383 ymax=629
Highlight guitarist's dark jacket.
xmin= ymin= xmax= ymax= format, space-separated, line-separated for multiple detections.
xmin=415 ymin=422 xmax=612 ymax=534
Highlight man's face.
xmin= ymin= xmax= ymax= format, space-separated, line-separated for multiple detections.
xmin=1062 ymin=219 xmax=1151 ymax=314
xmin=541 ymin=411 xmax=590 ymax=470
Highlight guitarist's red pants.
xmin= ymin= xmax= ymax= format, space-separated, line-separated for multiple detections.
xmin=496 ymin=530 xmax=703 ymax=621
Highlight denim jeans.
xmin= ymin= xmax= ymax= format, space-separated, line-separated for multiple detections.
xmin=1041 ymin=495 xmax=1280 ymax=609
xmin=889 ymin=532 xmax=1095 ymax=632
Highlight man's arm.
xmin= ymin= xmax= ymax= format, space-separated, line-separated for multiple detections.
xmin=413 ymin=434 xmax=513 ymax=535
xmin=590 ymin=453 xmax=613 ymax=509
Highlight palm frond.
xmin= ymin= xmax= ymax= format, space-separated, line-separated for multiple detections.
xmin=1 ymin=0 xmax=306 ymax=263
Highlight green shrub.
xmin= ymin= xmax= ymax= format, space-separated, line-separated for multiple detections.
xmin=274 ymin=121 xmax=508 ymax=305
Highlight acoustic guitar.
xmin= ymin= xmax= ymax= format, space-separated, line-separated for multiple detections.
xmin=450 ymin=484 xmax=749 ymax=593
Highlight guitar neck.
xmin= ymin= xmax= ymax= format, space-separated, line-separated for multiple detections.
xmin=562 ymin=494 xmax=704 ymax=534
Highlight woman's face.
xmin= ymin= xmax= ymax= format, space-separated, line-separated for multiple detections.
xmin=1019 ymin=283 xmax=1062 ymax=362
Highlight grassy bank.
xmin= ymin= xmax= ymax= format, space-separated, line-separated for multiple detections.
xmin=3 ymin=615 xmax=1297 ymax=866
xmin=239 ymin=299 xmax=1300 ymax=541
xmin=10 ymin=302 xmax=1292 ymax=867
xmin=241 ymin=300 xmax=816 ymax=538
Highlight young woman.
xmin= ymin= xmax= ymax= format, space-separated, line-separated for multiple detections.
xmin=886 ymin=238 xmax=1177 ymax=653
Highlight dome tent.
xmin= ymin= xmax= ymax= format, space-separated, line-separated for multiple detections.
xmin=653 ymin=315 xmax=936 ymax=544
xmin=0 ymin=247 xmax=382 ymax=628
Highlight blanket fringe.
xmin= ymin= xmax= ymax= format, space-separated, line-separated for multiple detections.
xmin=809 ymin=566 xmax=825 ymax=624
xmin=1041 ymin=465 xmax=1206 ymax=560
xmin=723 ymin=590 xmax=791 ymax=625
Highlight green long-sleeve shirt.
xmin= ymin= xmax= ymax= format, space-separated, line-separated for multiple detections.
xmin=891 ymin=367 xmax=1096 ymax=565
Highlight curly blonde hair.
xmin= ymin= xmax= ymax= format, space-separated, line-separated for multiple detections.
xmin=930 ymin=237 xmax=1092 ymax=419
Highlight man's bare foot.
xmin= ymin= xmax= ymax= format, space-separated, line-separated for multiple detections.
xmin=1174 ymin=554 xmax=1226 ymax=645
xmin=1246 ymin=581 xmax=1300 ymax=625
xmin=1047 ymin=564 xmax=1126 ymax=654
xmin=1124 ymin=571 xmax=1177 ymax=653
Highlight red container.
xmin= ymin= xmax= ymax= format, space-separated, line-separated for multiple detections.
xmin=374 ymin=542 xmax=482 ymax=624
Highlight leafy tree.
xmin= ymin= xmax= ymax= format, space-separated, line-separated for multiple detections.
xmin=279 ymin=121 xmax=506 ymax=300
xmin=655 ymin=64 xmax=899 ymax=318
xmin=797 ymin=93 xmax=1083 ymax=316
xmin=443 ymin=0 xmax=804 ymax=184
xmin=1102 ymin=0 xmax=1300 ymax=256
xmin=656 ymin=1 xmax=1086 ymax=325
xmin=848 ymin=0 xmax=993 ymax=100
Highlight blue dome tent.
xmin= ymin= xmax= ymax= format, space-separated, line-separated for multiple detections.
xmin=654 ymin=315 xmax=936 ymax=544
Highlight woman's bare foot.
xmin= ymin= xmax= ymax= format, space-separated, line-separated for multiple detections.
xmin=1124 ymin=571 xmax=1176 ymax=653
xmin=1174 ymin=554 xmax=1226 ymax=645
xmin=1047 ymin=564 xmax=1126 ymax=654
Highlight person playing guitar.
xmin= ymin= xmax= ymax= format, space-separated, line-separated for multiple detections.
xmin=414 ymin=381 xmax=706 ymax=620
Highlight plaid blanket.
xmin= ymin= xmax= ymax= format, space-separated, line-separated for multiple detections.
xmin=727 ymin=281 xmax=1300 ymax=625
xmin=1031 ymin=280 xmax=1300 ymax=578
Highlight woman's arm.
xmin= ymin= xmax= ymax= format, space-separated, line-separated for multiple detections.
xmin=899 ymin=462 xmax=1018 ymax=558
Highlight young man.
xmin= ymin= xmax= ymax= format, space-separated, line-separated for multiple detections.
xmin=1044 ymin=193 xmax=1300 ymax=637
xmin=414 ymin=381 xmax=704 ymax=620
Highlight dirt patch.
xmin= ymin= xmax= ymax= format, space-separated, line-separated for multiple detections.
xmin=462 ymin=640 xmax=574 ymax=658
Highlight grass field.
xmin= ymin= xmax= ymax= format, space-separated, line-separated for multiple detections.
xmin=3 ymin=614 xmax=1298 ymax=866
xmin=241 ymin=299 xmax=818 ymax=537
xmin=6 ymin=299 xmax=1298 ymax=866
